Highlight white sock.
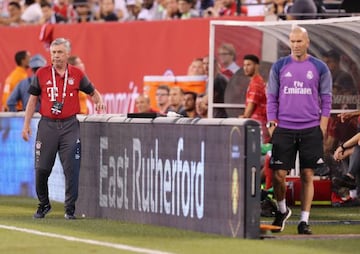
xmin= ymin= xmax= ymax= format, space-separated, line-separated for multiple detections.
xmin=277 ymin=199 xmax=287 ymax=213
xmin=349 ymin=189 xmax=357 ymax=199
xmin=300 ymin=211 xmax=310 ymax=224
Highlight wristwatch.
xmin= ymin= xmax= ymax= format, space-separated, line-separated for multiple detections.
xmin=266 ymin=121 xmax=277 ymax=128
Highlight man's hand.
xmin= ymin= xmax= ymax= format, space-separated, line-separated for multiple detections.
xmin=22 ymin=126 xmax=31 ymax=141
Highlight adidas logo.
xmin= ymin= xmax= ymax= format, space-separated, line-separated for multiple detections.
xmin=284 ymin=72 xmax=292 ymax=77
xmin=46 ymin=80 xmax=52 ymax=85
xmin=316 ymin=158 xmax=325 ymax=164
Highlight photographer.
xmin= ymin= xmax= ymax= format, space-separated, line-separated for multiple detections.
xmin=22 ymin=38 xmax=105 ymax=220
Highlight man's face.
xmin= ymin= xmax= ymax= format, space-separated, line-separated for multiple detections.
xmin=243 ymin=59 xmax=257 ymax=77
xmin=41 ymin=6 xmax=52 ymax=21
xmin=135 ymin=96 xmax=150 ymax=113
xmin=217 ymin=48 xmax=233 ymax=66
xmin=50 ymin=44 xmax=69 ymax=68
xmin=74 ymin=57 xmax=85 ymax=71
xmin=289 ymin=30 xmax=309 ymax=59
xmin=8 ymin=4 xmax=21 ymax=18
xmin=322 ymin=57 xmax=336 ymax=73
xmin=22 ymin=52 xmax=31 ymax=69
xmin=183 ymin=93 xmax=195 ymax=111
xmin=169 ymin=88 xmax=183 ymax=106
xmin=155 ymin=88 xmax=169 ymax=106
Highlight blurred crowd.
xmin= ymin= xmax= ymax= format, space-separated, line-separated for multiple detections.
xmin=0 ymin=0 xmax=350 ymax=26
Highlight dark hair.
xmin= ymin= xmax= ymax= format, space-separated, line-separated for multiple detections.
xmin=243 ymin=54 xmax=259 ymax=64
xmin=157 ymin=85 xmax=170 ymax=93
xmin=184 ymin=91 xmax=197 ymax=101
xmin=15 ymin=50 xmax=28 ymax=66
xmin=68 ymin=55 xmax=79 ymax=65
xmin=322 ymin=49 xmax=340 ymax=62
xmin=8 ymin=1 xmax=21 ymax=9
xmin=40 ymin=1 xmax=52 ymax=8
xmin=24 ymin=0 xmax=36 ymax=6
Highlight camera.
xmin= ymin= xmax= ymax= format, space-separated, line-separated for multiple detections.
xmin=51 ymin=101 xmax=63 ymax=115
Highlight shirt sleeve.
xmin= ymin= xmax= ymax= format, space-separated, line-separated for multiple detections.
xmin=28 ymin=76 xmax=41 ymax=96
xmin=7 ymin=81 xmax=22 ymax=111
xmin=319 ymin=65 xmax=333 ymax=117
xmin=79 ymin=75 xmax=95 ymax=95
xmin=266 ymin=63 xmax=280 ymax=121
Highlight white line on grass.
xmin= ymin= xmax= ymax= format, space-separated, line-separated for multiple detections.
xmin=0 ymin=224 xmax=173 ymax=254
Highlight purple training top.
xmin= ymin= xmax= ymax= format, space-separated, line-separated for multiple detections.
xmin=267 ymin=55 xmax=332 ymax=129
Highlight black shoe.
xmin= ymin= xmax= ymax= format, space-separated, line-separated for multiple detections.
xmin=64 ymin=212 xmax=76 ymax=220
xmin=33 ymin=204 xmax=51 ymax=219
xmin=333 ymin=175 xmax=356 ymax=189
xmin=298 ymin=221 xmax=312 ymax=235
xmin=271 ymin=207 xmax=292 ymax=233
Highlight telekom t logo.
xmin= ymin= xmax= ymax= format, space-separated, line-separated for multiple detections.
xmin=47 ymin=87 xmax=58 ymax=101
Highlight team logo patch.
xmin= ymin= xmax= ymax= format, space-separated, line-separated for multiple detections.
xmin=306 ymin=70 xmax=314 ymax=80
xmin=68 ymin=78 xmax=74 ymax=85
xmin=36 ymin=141 xmax=42 ymax=150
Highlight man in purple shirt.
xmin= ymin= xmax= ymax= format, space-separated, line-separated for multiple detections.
xmin=266 ymin=26 xmax=332 ymax=235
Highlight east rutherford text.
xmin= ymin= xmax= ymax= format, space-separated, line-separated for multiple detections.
xmin=99 ymin=137 xmax=205 ymax=219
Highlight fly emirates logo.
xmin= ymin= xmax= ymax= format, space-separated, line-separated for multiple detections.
xmin=284 ymin=81 xmax=312 ymax=95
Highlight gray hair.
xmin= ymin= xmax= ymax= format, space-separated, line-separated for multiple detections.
xmin=50 ymin=38 xmax=71 ymax=53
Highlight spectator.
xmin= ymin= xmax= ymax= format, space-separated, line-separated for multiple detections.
xmin=73 ymin=0 xmax=97 ymax=22
xmin=187 ymin=57 xmax=205 ymax=76
xmin=40 ymin=1 xmax=68 ymax=24
xmin=179 ymin=91 xmax=198 ymax=117
xmin=322 ymin=49 xmax=358 ymax=110
xmin=2 ymin=50 xmax=31 ymax=111
xmin=195 ymin=93 xmax=207 ymax=118
xmin=268 ymin=0 xmax=292 ymax=20
xmin=7 ymin=54 xmax=46 ymax=112
xmin=177 ymin=0 xmax=199 ymax=19
xmin=53 ymin=0 xmax=77 ymax=23
xmin=219 ymin=0 xmax=247 ymax=16
xmin=239 ymin=54 xmax=269 ymax=143
xmin=113 ymin=0 xmax=129 ymax=21
xmin=21 ymin=0 xmax=43 ymax=24
xmin=135 ymin=94 xmax=157 ymax=113
xmin=162 ymin=0 xmax=181 ymax=19
xmin=68 ymin=55 xmax=89 ymax=114
xmin=332 ymin=110 xmax=360 ymax=200
xmin=202 ymin=55 xmax=228 ymax=118
xmin=155 ymin=84 xmax=171 ymax=115
xmin=125 ymin=0 xmax=142 ymax=20
xmin=287 ymin=0 xmax=317 ymax=20
xmin=96 ymin=0 xmax=119 ymax=21
xmin=0 ymin=1 xmax=22 ymax=26
xmin=168 ymin=86 xmax=185 ymax=115
xmin=322 ymin=49 xmax=358 ymax=177
xmin=138 ymin=0 xmax=159 ymax=20
xmin=199 ymin=0 xmax=214 ymax=16
xmin=217 ymin=42 xmax=240 ymax=79
xmin=333 ymin=131 xmax=360 ymax=201
xmin=203 ymin=0 xmax=223 ymax=17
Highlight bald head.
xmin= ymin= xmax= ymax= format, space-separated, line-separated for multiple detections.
xmin=289 ymin=26 xmax=310 ymax=61
xmin=290 ymin=26 xmax=309 ymax=40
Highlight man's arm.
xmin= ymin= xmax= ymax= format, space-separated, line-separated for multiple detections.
xmin=22 ymin=95 xmax=38 ymax=141
xmin=7 ymin=82 xmax=22 ymax=112
xmin=90 ymin=89 xmax=106 ymax=113
xmin=240 ymin=102 xmax=255 ymax=118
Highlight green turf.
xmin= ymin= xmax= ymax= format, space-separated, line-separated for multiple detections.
xmin=1 ymin=196 xmax=360 ymax=254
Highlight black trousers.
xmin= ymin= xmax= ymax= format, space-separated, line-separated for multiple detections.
xmin=35 ymin=116 xmax=81 ymax=213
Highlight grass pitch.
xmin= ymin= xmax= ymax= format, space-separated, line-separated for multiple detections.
xmin=1 ymin=196 xmax=360 ymax=254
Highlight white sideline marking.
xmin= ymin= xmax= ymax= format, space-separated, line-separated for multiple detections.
xmin=0 ymin=224 xmax=173 ymax=254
